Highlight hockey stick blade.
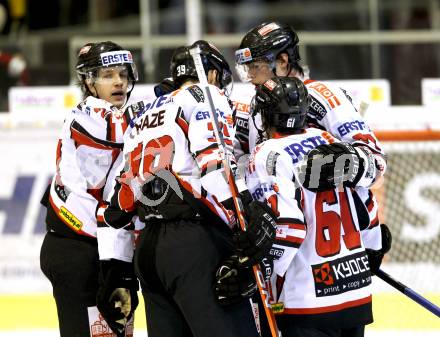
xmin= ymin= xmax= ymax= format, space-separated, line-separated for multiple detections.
xmin=189 ymin=46 xmax=281 ymax=337
xmin=376 ymin=268 xmax=440 ymax=318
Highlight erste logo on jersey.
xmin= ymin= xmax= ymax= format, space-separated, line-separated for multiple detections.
xmin=284 ymin=135 xmax=327 ymax=164
xmin=336 ymin=120 xmax=368 ymax=137
xmin=195 ymin=108 xmax=230 ymax=123
xmin=251 ymin=182 xmax=279 ymax=200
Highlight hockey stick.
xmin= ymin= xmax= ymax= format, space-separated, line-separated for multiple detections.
xmin=376 ymin=268 xmax=440 ymax=318
xmin=190 ymin=46 xmax=281 ymax=337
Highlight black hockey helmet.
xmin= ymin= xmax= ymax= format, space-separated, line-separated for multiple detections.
xmin=170 ymin=40 xmax=233 ymax=95
xmin=235 ymin=22 xmax=300 ymax=82
xmin=76 ymin=41 xmax=138 ymax=98
xmin=254 ymin=76 xmax=310 ymax=132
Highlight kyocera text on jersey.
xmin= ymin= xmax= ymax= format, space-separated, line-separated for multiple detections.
xmin=100 ymin=51 xmax=133 ymax=66
xmin=284 ymin=135 xmax=327 ymax=164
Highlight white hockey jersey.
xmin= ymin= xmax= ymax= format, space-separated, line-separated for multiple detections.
xmin=45 ymin=96 xmax=136 ymax=238
xmin=246 ymin=128 xmax=375 ymax=327
xmin=97 ymin=84 xmax=244 ymax=261
xmin=233 ymin=78 xmax=385 ymax=249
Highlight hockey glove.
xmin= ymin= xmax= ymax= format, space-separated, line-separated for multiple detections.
xmin=233 ymin=200 xmax=277 ymax=267
xmin=154 ymin=77 xmax=176 ymax=97
xmin=97 ymin=259 xmax=139 ymax=337
xmin=259 ymin=256 xmax=274 ymax=283
xmin=366 ymin=224 xmax=392 ymax=274
xmin=299 ymin=142 xmax=364 ymax=192
xmin=214 ymin=255 xmax=257 ymax=306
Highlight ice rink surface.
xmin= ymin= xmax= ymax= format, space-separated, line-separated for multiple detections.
xmin=0 ymin=329 xmax=439 ymax=337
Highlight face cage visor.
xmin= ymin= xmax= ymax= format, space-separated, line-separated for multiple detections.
xmin=78 ymin=65 xmax=138 ymax=93
xmin=235 ymin=47 xmax=275 ymax=83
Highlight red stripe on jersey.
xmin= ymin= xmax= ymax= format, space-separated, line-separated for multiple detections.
xmin=366 ymin=197 xmax=375 ymax=212
xmin=276 ymin=235 xmax=304 ymax=246
xmin=212 ymin=194 xmax=236 ymax=226
xmin=96 ymin=204 xmax=107 ymax=223
xmin=121 ymin=119 xmax=128 ymax=134
xmin=87 ymin=188 xmax=102 ymax=201
xmin=110 ymin=119 xmax=117 ymax=142
xmin=370 ymin=213 xmax=379 ymax=228
xmin=277 ymin=222 xmax=306 ymax=232
xmin=201 ymin=159 xmax=222 ymax=173
xmin=71 ymin=126 xmax=116 ymax=150
xmin=278 ymin=295 xmax=372 ymax=315
xmin=175 ymin=111 xmax=189 ymax=136
xmin=196 ymin=147 xmax=217 ymax=159
xmin=55 ymin=139 xmax=62 ymax=167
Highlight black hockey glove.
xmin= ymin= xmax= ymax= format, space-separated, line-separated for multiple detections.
xmin=258 ymin=256 xmax=274 ymax=283
xmin=154 ymin=77 xmax=176 ymax=97
xmin=366 ymin=224 xmax=392 ymax=274
xmin=97 ymin=259 xmax=139 ymax=337
xmin=299 ymin=142 xmax=364 ymax=192
xmin=214 ymin=255 xmax=257 ymax=306
xmin=233 ymin=200 xmax=277 ymax=267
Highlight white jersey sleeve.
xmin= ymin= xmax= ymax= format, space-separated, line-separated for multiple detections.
xmin=305 ymin=79 xmax=387 ymax=187
xmin=179 ymin=84 xmax=239 ymax=202
xmin=48 ymin=96 xmax=127 ymax=238
xmin=246 ymin=142 xmax=306 ymax=277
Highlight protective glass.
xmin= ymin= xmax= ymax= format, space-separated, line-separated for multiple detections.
xmin=85 ymin=65 xmax=137 ymax=91
xmin=235 ymin=47 xmax=275 ymax=83
xmin=235 ymin=60 xmax=275 ymax=83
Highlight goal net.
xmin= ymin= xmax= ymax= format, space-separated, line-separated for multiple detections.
xmin=368 ymin=130 xmax=440 ymax=333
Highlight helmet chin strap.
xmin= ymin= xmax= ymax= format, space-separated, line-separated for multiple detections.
xmin=123 ymin=81 xmax=136 ymax=107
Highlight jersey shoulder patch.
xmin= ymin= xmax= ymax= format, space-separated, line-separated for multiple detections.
xmin=308 ymin=95 xmax=328 ymax=121
xmin=124 ymin=101 xmax=145 ymax=124
xmin=187 ymin=85 xmax=205 ymax=103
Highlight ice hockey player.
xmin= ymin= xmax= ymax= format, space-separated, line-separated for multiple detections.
xmin=233 ymin=21 xmax=389 ymax=336
xmin=95 ymin=40 xmax=277 ymax=337
xmin=234 ymin=21 xmax=387 ymax=229
xmin=246 ymin=76 xmax=392 ymax=337
xmin=39 ymin=41 xmax=139 ymax=337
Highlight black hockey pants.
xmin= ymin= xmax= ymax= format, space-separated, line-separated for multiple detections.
xmin=40 ymin=231 xmax=99 ymax=337
xmin=134 ymin=218 xmax=260 ymax=337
